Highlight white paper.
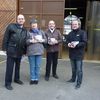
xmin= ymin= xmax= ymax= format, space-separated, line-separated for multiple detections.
xmin=71 ymin=41 xmax=79 ymax=46
xmin=35 ymin=35 xmax=42 ymax=41
xmin=50 ymin=38 xmax=56 ymax=42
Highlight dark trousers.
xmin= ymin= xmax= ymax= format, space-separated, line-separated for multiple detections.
xmin=5 ymin=56 xmax=21 ymax=86
xmin=70 ymin=59 xmax=83 ymax=85
xmin=45 ymin=52 xmax=58 ymax=77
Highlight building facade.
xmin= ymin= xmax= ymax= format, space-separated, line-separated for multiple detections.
xmin=0 ymin=0 xmax=100 ymax=60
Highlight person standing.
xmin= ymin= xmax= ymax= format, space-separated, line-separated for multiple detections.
xmin=45 ymin=20 xmax=62 ymax=81
xmin=66 ymin=19 xmax=87 ymax=89
xmin=2 ymin=14 xmax=27 ymax=90
xmin=26 ymin=18 xmax=47 ymax=85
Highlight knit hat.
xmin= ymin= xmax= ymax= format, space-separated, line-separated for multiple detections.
xmin=30 ymin=18 xmax=38 ymax=24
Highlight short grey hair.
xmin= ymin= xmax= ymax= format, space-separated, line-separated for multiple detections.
xmin=72 ymin=18 xmax=81 ymax=27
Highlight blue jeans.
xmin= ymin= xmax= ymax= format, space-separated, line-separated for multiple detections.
xmin=70 ymin=59 xmax=83 ymax=85
xmin=28 ymin=55 xmax=42 ymax=81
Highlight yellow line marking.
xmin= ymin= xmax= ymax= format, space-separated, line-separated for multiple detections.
xmin=0 ymin=60 xmax=6 ymax=64
xmin=94 ymin=29 xmax=100 ymax=31
xmin=0 ymin=60 xmax=28 ymax=64
xmin=23 ymin=60 xmax=29 ymax=64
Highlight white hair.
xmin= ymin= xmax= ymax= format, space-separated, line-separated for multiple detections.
xmin=17 ymin=14 xmax=25 ymax=20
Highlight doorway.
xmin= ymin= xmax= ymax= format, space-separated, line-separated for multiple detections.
xmin=62 ymin=0 xmax=87 ymax=59
xmin=63 ymin=0 xmax=100 ymax=60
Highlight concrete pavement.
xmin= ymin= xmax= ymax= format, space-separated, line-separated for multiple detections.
xmin=0 ymin=56 xmax=100 ymax=100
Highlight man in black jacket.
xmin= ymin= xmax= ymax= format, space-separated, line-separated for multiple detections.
xmin=67 ymin=19 xmax=87 ymax=89
xmin=2 ymin=14 xmax=27 ymax=90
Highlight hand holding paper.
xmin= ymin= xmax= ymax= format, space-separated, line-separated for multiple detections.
xmin=34 ymin=35 xmax=44 ymax=43
xmin=48 ymin=38 xmax=58 ymax=45
xmin=68 ymin=41 xmax=79 ymax=48
xmin=71 ymin=41 xmax=79 ymax=47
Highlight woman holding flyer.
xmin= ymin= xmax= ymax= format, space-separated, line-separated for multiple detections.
xmin=26 ymin=18 xmax=47 ymax=85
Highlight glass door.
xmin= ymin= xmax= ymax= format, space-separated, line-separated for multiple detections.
xmin=86 ymin=1 xmax=100 ymax=60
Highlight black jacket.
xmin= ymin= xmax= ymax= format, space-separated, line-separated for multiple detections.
xmin=67 ymin=28 xmax=87 ymax=60
xmin=2 ymin=23 xmax=27 ymax=57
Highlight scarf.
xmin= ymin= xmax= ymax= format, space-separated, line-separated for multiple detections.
xmin=30 ymin=28 xmax=40 ymax=34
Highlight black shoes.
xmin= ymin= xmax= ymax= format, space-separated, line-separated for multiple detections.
xmin=45 ymin=76 xmax=49 ymax=81
xmin=67 ymin=79 xmax=75 ymax=83
xmin=67 ymin=79 xmax=81 ymax=89
xmin=75 ymin=84 xmax=81 ymax=89
xmin=45 ymin=75 xmax=59 ymax=81
xmin=53 ymin=75 xmax=59 ymax=79
xmin=30 ymin=80 xmax=38 ymax=85
xmin=5 ymin=85 xmax=13 ymax=90
xmin=14 ymin=80 xmax=24 ymax=85
xmin=5 ymin=80 xmax=23 ymax=90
